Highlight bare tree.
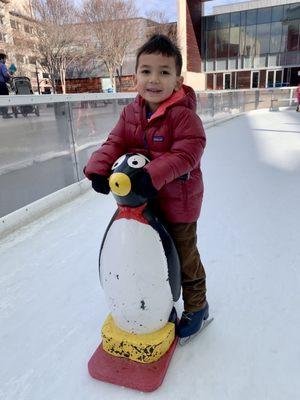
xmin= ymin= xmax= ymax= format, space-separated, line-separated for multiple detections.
xmin=30 ymin=0 xmax=82 ymax=93
xmin=81 ymin=0 xmax=137 ymax=92
xmin=145 ymin=10 xmax=177 ymax=44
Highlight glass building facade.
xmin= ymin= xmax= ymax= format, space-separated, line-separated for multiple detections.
xmin=202 ymin=2 xmax=300 ymax=90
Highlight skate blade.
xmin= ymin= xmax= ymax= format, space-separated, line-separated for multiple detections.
xmin=179 ymin=317 xmax=214 ymax=346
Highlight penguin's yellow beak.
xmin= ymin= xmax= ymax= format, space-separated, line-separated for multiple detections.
xmin=109 ymin=173 xmax=131 ymax=196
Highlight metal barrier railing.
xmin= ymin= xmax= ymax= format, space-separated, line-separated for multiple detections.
xmin=0 ymin=87 xmax=297 ymax=217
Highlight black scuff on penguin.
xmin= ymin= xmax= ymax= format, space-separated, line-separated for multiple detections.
xmin=99 ymin=153 xmax=181 ymax=335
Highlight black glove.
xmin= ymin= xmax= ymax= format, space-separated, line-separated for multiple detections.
xmin=90 ymin=174 xmax=110 ymax=194
xmin=131 ymin=170 xmax=157 ymax=199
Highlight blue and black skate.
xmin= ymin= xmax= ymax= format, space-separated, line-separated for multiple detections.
xmin=177 ymin=302 xmax=213 ymax=345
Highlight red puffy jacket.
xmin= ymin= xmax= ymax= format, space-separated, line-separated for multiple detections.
xmin=84 ymin=84 xmax=206 ymax=223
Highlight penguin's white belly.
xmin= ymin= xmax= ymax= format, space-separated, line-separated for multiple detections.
xmin=100 ymin=219 xmax=173 ymax=334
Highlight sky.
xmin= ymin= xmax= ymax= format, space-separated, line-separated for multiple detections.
xmin=139 ymin=0 xmax=242 ymax=21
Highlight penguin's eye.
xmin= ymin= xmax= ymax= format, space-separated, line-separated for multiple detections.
xmin=112 ymin=154 xmax=126 ymax=170
xmin=127 ymin=155 xmax=148 ymax=168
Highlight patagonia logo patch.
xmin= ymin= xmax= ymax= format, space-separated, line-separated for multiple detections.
xmin=153 ymin=136 xmax=165 ymax=142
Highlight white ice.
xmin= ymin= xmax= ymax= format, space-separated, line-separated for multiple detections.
xmin=0 ymin=109 xmax=300 ymax=400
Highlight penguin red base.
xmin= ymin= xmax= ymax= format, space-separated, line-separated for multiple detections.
xmin=88 ymin=337 xmax=178 ymax=392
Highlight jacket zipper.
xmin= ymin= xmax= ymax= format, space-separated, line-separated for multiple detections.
xmin=143 ymin=130 xmax=148 ymax=150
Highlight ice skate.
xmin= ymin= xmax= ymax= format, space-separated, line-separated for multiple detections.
xmin=177 ymin=303 xmax=213 ymax=345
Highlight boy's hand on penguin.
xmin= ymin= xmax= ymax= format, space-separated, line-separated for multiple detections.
xmin=90 ymin=174 xmax=110 ymax=195
xmin=131 ymin=170 xmax=158 ymax=199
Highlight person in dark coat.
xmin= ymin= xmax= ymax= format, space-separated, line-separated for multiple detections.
xmin=84 ymin=35 xmax=209 ymax=338
xmin=0 ymin=53 xmax=13 ymax=118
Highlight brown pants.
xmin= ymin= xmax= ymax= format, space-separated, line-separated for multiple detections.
xmin=164 ymin=221 xmax=207 ymax=312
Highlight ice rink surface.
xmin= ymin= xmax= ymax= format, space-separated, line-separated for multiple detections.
xmin=1 ymin=109 xmax=299 ymax=400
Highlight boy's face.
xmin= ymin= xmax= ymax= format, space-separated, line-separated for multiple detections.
xmin=135 ymin=53 xmax=183 ymax=112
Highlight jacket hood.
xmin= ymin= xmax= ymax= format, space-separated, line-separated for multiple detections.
xmin=134 ymin=84 xmax=197 ymax=122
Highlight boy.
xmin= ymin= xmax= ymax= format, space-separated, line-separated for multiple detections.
xmin=84 ymin=34 xmax=208 ymax=338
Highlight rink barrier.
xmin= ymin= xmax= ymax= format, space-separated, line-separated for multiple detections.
xmin=0 ymin=87 xmax=297 ymax=224
xmin=0 ymin=179 xmax=90 ymax=240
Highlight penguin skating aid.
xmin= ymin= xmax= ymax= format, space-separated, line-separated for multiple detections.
xmin=88 ymin=154 xmax=181 ymax=391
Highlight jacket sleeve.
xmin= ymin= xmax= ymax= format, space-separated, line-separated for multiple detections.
xmin=1 ymin=64 xmax=8 ymax=80
xmin=84 ymin=109 xmax=127 ymax=179
xmin=144 ymin=108 xmax=206 ymax=190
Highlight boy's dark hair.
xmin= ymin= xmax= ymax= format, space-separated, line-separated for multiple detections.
xmin=135 ymin=34 xmax=182 ymax=76
xmin=0 ymin=53 xmax=7 ymax=61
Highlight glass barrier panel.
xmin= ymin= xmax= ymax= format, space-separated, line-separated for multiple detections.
xmin=0 ymin=101 xmax=76 ymax=217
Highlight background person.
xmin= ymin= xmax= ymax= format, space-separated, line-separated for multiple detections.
xmin=0 ymin=53 xmax=13 ymax=119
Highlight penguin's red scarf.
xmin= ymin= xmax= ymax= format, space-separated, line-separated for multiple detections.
xmin=116 ymin=204 xmax=148 ymax=224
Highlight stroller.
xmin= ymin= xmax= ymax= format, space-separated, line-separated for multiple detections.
xmin=11 ymin=76 xmax=40 ymax=117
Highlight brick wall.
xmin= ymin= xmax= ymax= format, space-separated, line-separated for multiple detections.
xmin=116 ymin=75 xmax=135 ymax=92
xmin=57 ymin=75 xmax=136 ymax=93
xmin=57 ymin=78 xmax=102 ymax=93
xmin=186 ymin=0 xmax=203 ymax=73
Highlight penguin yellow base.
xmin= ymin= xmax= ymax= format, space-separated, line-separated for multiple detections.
xmin=101 ymin=314 xmax=175 ymax=363
xmin=88 ymin=336 xmax=178 ymax=392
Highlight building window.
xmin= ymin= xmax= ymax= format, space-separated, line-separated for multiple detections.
xmin=10 ymin=20 xmax=20 ymax=30
xmin=243 ymin=56 xmax=252 ymax=69
xmin=230 ymin=12 xmax=240 ymax=28
xmin=280 ymin=24 xmax=288 ymax=53
xmin=207 ymin=30 xmax=216 ymax=59
xmin=269 ymin=22 xmax=283 ymax=53
xmin=216 ymin=28 xmax=229 ymax=58
xmin=206 ymin=16 xmax=216 ymax=31
xmin=239 ymin=26 xmax=246 ymax=55
xmin=256 ymin=24 xmax=271 ymax=54
xmin=42 ymin=72 xmax=49 ymax=78
xmin=286 ymin=23 xmax=299 ymax=51
xmin=275 ymin=70 xmax=283 ymax=87
xmin=251 ymin=71 xmax=259 ymax=88
xmin=271 ymin=6 xmax=284 ymax=22
xmin=24 ymin=25 xmax=34 ymax=34
xmin=216 ymin=59 xmax=227 ymax=71
xmin=0 ymin=32 xmax=5 ymax=42
xmin=246 ymin=9 xmax=257 ymax=26
xmin=284 ymin=4 xmax=300 ymax=21
xmin=206 ymin=60 xmax=214 ymax=72
xmin=216 ymin=13 xmax=230 ymax=29
xmin=254 ymin=55 xmax=267 ymax=68
xmin=228 ymin=58 xmax=237 ymax=70
xmin=224 ymin=73 xmax=231 ymax=89
xmin=267 ymin=70 xmax=274 ymax=87
xmin=240 ymin=11 xmax=246 ymax=26
xmin=245 ymin=25 xmax=256 ymax=57
xmin=229 ymin=27 xmax=240 ymax=57
xmin=257 ymin=8 xmax=271 ymax=25
xmin=28 ymin=56 xmax=37 ymax=65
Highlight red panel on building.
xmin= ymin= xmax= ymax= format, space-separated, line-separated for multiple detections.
xmin=237 ymin=71 xmax=251 ymax=89
xmin=207 ymin=73 xmax=214 ymax=90
xmin=186 ymin=1 xmax=208 ymax=73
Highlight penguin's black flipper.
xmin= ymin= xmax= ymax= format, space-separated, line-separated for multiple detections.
xmin=144 ymin=209 xmax=181 ymax=302
xmin=98 ymin=209 xmax=119 ymax=287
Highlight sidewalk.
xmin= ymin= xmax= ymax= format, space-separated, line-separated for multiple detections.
xmin=0 ymin=109 xmax=299 ymax=400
